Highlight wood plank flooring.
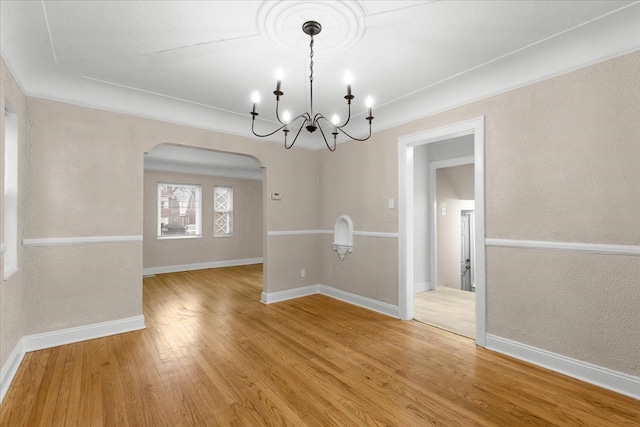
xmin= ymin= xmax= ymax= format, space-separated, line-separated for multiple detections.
xmin=414 ymin=287 xmax=476 ymax=339
xmin=1 ymin=265 xmax=638 ymax=426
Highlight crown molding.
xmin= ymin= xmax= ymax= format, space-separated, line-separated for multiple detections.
xmin=2 ymin=5 xmax=638 ymax=151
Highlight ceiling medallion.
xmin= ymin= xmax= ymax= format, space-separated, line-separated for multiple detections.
xmin=256 ymin=0 xmax=366 ymax=56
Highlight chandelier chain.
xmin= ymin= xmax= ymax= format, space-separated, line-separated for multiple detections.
xmin=309 ymin=36 xmax=314 ymax=83
xmin=309 ymin=35 xmax=315 ymax=115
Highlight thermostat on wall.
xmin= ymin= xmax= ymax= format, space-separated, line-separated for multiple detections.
xmin=271 ymin=192 xmax=282 ymax=200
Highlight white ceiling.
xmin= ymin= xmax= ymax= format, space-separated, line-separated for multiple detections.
xmin=1 ymin=1 xmax=639 ymax=151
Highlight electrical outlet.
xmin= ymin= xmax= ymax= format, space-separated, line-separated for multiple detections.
xmin=300 ymin=268 xmax=306 ymax=278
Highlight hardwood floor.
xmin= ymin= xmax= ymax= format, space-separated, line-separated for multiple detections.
xmin=414 ymin=287 xmax=476 ymax=339
xmin=1 ymin=265 xmax=638 ymax=426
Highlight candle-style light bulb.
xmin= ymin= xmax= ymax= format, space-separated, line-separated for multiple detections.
xmin=251 ymin=91 xmax=260 ymax=113
xmin=365 ymin=96 xmax=374 ymax=108
xmin=344 ymin=71 xmax=353 ymax=96
xmin=365 ymin=96 xmax=374 ymax=118
xmin=275 ymin=67 xmax=284 ymax=92
xmin=331 ymin=114 xmax=340 ymax=126
xmin=282 ymin=110 xmax=291 ymax=124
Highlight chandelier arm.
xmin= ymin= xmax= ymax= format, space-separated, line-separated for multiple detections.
xmin=285 ymin=119 xmax=307 ymax=150
xmin=316 ymin=121 xmax=337 ymax=152
xmin=335 ymin=122 xmax=372 ymax=142
xmin=312 ymin=112 xmax=326 ymax=126
xmin=293 ymin=112 xmax=311 ymax=123
xmin=274 ymin=98 xmax=284 ymax=125
xmin=251 ymin=118 xmax=286 ymax=138
xmin=337 ymin=102 xmax=353 ymax=128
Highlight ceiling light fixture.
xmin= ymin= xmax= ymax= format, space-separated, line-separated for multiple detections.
xmin=250 ymin=21 xmax=374 ymax=151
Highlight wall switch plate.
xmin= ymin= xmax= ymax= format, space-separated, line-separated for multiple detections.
xmin=388 ymin=198 xmax=395 ymax=209
xmin=300 ymin=268 xmax=305 ymax=278
xmin=441 ymin=207 xmax=447 ymax=216
xmin=271 ymin=192 xmax=282 ymax=200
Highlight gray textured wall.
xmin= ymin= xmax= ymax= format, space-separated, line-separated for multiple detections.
xmin=318 ymin=52 xmax=640 ymax=376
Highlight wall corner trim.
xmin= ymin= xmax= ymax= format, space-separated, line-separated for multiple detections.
xmin=486 ymin=334 xmax=640 ymax=400
xmin=414 ymin=282 xmax=433 ymax=293
xmin=0 ymin=339 xmax=25 ymax=403
xmin=143 ymin=258 xmax=263 ymax=275
xmin=0 ymin=315 xmax=145 ymax=403
xmin=261 ymin=284 xmax=399 ymax=319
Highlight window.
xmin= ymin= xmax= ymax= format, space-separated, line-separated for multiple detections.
xmin=3 ymin=101 xmax=18 ymax=280
xmin=214 ymin=186 xmax=233 ymax=237
xmin=157 ymin=183 xmax=202 ymax=238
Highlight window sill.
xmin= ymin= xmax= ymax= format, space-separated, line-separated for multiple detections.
xmin=3 ymin=267 xmax=19 ymax=281
xmin=157 ymin=235 xmax=202 ymax=240
xmin=214 ymin=234 xmax=234 ymax=238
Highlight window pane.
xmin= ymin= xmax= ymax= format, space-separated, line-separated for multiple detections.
xmin=214 ymin=186 xmax=233 ymax=237
xmin=158 ymin=183 xmax=201 ymax=237
xmin=3 ymin=102 xmax=18 ymax=279
xmin=215 ymin=212 xmax=229 ymax=235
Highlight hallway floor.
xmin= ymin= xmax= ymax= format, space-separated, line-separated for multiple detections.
xmin=414 ymin=287 xmax=476 ymax=339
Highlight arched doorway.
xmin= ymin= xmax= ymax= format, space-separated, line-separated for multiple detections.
xmin=142 ymin=144 xmax=266 ymax=295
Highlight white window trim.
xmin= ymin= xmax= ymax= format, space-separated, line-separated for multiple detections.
xmin=3 ymin=101 xmax=19 ymax=281
xmin=214 ymin=186 xmax=233 ymax=238
xmin=157 ymin=182 xmax=202 ymax=239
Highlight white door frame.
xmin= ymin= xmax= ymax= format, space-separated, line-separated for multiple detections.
xmin=398 ymin=117 xmax=486 ymax=347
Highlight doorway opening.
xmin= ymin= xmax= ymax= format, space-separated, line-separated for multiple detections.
xmin=398 ymin=117 xmax=486 ymax=347
xmin=414 ymin=158 xmax=476 ymax=339
xmin=142 ymin=144 xmax=266 ymax=298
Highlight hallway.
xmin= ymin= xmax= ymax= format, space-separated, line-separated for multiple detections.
xmin=414 ymin=287 xmax=475 ymax=339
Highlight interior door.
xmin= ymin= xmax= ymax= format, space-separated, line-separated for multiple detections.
xmin=460 ymin=211 xmax=474 ymax=292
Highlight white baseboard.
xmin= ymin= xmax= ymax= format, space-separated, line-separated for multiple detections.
xmin=317 ymin=285 xmax=399 ymax=318
xmin=414 ymin=281 xmax=433 ymax=293
xmin=0 ymin=315 xmax=145 ymax=403
xmin=261 ymin=285 xmax=319 ymax=304
xmin=0 ymin=339 xmax=25 ymax=402
xmin=23 ymin=315 xmax=146 ymax=352
xmin=486 ymin=335 xmax=640 ymax=400
xmin=143 ymin=257 xmax=263 ymax=275
xmin=262 ymin=284 xmax=399 ymax=318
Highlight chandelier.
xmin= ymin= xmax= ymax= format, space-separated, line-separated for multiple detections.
xmin=250 ymin=21 xmax=374 ymax=151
